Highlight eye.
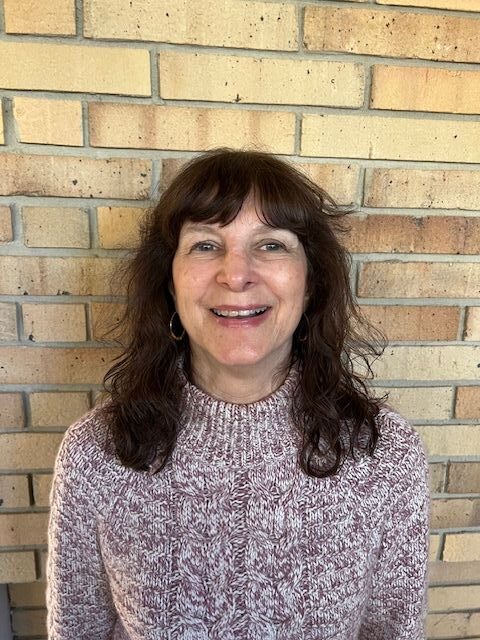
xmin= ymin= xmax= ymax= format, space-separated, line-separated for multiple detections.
xmin=259 ymin=241 xmax=286 ymax=251
xmin=191 ymin=241 xmax=217 ymax=252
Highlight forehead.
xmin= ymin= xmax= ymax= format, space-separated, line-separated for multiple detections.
xmin=180 ymin=202 xmax=287 ymax=235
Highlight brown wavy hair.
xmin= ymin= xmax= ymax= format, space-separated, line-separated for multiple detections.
xmin=99 ymin=148 xmax=384 ymax=477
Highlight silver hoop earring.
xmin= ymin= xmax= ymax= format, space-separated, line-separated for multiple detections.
xmin=298 ymin=313 xmax=310 ymax=343
xmin=169 ymin=312 xmax=185 ymax=341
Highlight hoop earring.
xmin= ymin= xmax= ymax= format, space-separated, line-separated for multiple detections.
xmin=169 ymin=312 xmax=185 ymax=341
xmin=298 ymin=313 xmax=310 ymax=343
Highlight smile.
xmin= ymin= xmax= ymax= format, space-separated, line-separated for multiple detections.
xmin=211 ymin=307 xmax=268 ymax=318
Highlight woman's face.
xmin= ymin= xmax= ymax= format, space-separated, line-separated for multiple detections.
xmin=171 ymin=199 xmax=308 ymax=380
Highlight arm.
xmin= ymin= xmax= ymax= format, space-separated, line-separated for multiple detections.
xmin=359 ymin=433 xmax=430 ymax=640
xmin=47 ymin=418 xmax=117 ymax=639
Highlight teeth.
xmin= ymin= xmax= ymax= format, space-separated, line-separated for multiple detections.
xmin=212 ymin=307 xmax=268 ymax=318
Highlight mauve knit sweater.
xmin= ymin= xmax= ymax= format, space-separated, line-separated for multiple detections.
xmin=47 ymin=372 xmax=429 ymax=640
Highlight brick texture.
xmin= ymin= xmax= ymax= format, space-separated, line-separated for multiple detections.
xmin=447 ymin=463 xmax=480 ymax=493
xmin=8 ymin=581 xmax=46 ymax=607
xmin=377 ymin=0 xmax=480 ymax=10
xmin=12 ymin=609 xmax=47 ymax=636
xmin=160 ymin=52 xmax=365 ymax=107
xmin=0 ymin=303 xmax=17 ymax=341
xmin=429 ymin=585 xmax=480 ymax=612
xmin=0 ymin=206 xmax=13 ymax=243
xmin=430 ymin=498 xmax=480 ymax=529
xmin=304 ymin=6 xmax=480 ymax=63
xmin=0 ymin=475 xmax=30 ymax=509
xmin=22 ymin=303 xmax=87 ymax=342
xmin=361 ymin=305 xmax=459 ymax=341
xmin=4 ymin=0 xmax=76 ymax=35
xmin=22 ymin=207 xmax=90 ymax=248
xmin=0 ymin=513 xmax=49 ymax=546
xmin=32 ymin=474 xmax=53 ymax=507
xmin=13 ymin=97 xmax=83 ymax=146
xmin=84 ymin=0 xmax=297 ymax=50
xmin=29 ymin=392 xmax=90 ymax=428
xmin=89 ymin=103 xmax=296 ymax=153
xmin=417 ymin=426 xmax=480 ymax=457
xmin=375 ymin=386 xmax=452 ymax=421
xmin=97 ymin=206 xmax=145 ymax=249
xmin=429 ymin=561 xmax=480 ymax=585
xmin=455 ymin=387 xmax=480 ymax=419
xmin=443 ymin=533 xmax=480 ymax=562
xmin=0 ymin=394 xmax=24 ymax=430
xmin=429 ymin=464 xmax=445 ymax=493
xmin=373 ymin=346 xmax=480 ymax=381
xmin=0 ymin=433 xmax=64 ymax=470
xmin=427 ymin=612 xmax=480 ymax=638
xmin=465 ymin=308 xmax=480 ymax=340
xmin=0 ymin=553 xmax=36 ymax=583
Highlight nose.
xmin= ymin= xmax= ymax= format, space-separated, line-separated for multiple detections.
xmin=215 ymin=249 xmax=256 ymax=291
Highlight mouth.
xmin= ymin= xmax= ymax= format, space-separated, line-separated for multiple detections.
xmin=210 ymin=306 xmax=269 ymax=318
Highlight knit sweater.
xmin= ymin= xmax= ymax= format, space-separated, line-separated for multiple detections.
xmin=47 ymin=372 xmax=429 ymax=640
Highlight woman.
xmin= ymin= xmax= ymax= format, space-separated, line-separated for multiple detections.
xmin=47 ymin=149 xmax=429 ymax=639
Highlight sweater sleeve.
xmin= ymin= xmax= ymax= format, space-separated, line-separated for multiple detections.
xmin=359 ymin=426 xmax=430 ymax=640
xmin=46 ymin=416 xmax=117 ymax=639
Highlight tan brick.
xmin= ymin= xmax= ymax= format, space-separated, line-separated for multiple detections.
xmin=429 ymin=463 xmax=446 ymax=494
xmin=371 ymin=65 xmax=480 ymax=115
xmin=304 ymin=6 xmax=480 ymax=63
xmin=456 ymin=387 xmax=480 ymax=419
xmin=465 ymin=308 xmax=480 ymax=340
xmin=427 ymin=612 xmax=480 ymax=638
xmin=429 ymin=561 xmax=480 ymax=585
xmin=160 ymin=158 xmax=188 ymax=191
xmin=364 ymin=168 xmax=480 ymax=210
xmin=0 ymin=256 xmax=121 ymax=296
xmin=4 ymin=0 xmax=75 ymax=35
xmin=90 ymin=103 xmax=296 ymax=154
xmin=361 ymin=305 xmax=459 ymax=341
xmin=12 ymin=609 xmax=47 ymax=636
xmin=431 ymin=498 xmax=480 ymax=529
xmin=0 ymin=206 xmax=13 ymax=243
xmin=444 ymin=533 xmax=480 ymax=562
xmin=358 ymin=262 xmax=480 ymax=299
xmin=295 ymin=163 xmax=359 ymax=204
xmin=447 ymin=463 xmax=480 ymax=494
xmin=373 ymin=346 xmax=480 ymax=381
xmin=23 ymin=206 xmax=90 ymax=248
xmin=84 ymin=0 xmax=297 ymax=50
xmin=91 ymin=302 xmax=126 ymax=341
xmin=0 ymin=513 xmax=49 ymax=545
xmin=160 ymin=52 xmax=364 ymax=107
xmin=418 ymin=426 xmax=480 ymax=457
xmin=301 ymin=113 xmax=480 ymax=163
xmin=0 ymin=41 xmax=150 ymax=95
xmin=0 ymin=303 xmax=17 ymax=341
xmin=8 ymin=581 xmax=46 ymax=607
xmin=0 ymin=347 xmax=119 ymax=385
xmin=346 ymin=215 xmax=480 ymax=254
xmin=0 ymin=154 xmax=151 ymax=199
xmin=32 ymin=474 xmax=52 ymax=507
xmin=30 ymin=392 xmax=89 ymax=428
xmin=0 ymin=552 xmax=36 ymax=583
xmin=377 ymin=387 xmax=452 ymax=421
xmin=0 ymin=108 xmax=4 ymax=145
xmin=430 ymin=534 xmax=440 ymax=561
xmin=0 ymin=394 xmax=24 ymax=430
xmin=0 ymin=475 xmax=29 ymax=508
xmin=97 ymin=206 xmax=145 ymax=249
xmin=13 ymin=97 xmax=82 ymax=146
xmin=0 ymin=433 xmax=63 ymax=470
xmin=429 ymin=584 xmax=480 ymax=611
xmin=377 ymin=0 xmax=480 ymax=10
xmin=22 ymin=304 xmax=87 ymax=342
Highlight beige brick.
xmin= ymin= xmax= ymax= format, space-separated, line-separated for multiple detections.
xmin=456 ymin=387 xmax=480 ymax=419
xmin=371 ymin=65 xmax=480 ymax=115
xmin=23 ymin=206 xmax=90 ymax=249
xmin=90 ymin=103 xmax=295 ymax=154
xmin=0 ymin=475 xmax=29 ymax=508
xmin=160 ymin=158 xmax=188 ymax=191
xmin=0 ymin=107 xmax=4 ymax=145
xmin=0 ymin=256 xmax=121 ymax=296
xmin=91 ymin=302 xmax=126 ymax=341
xmin=294 ymin=163 xmax=359 ymax=204
xmin=361 ymin=305 xmax=459 ymax=341
xmin=0 ymin=303 xmax=17 ymax=341
xmin=376 ymin=387 xmax=452 ymax=421
xmin=12 ymin=609 xmax=47 ymax=636
xmin=32 ymin=474 xmax=52 ymax=507
xmin=30 ymin=391 xmax=89 ymax=428
xmin=429 ymin=463 xmax=446 ymax=494
xmin=0 ymin=154 xmax=151 ymax=199
xmin=97 ymin=206 xmax=145 ymax=249
xmin=84 ymin=0 xmax=297 ymax=50
xmin=0 ymin=41 xmax=150 ymax=95
xmin=429 ymin=584 xmax=480 ymax=611
xmin=427 ymin=612 xmax=480 ymax=638
xmin=0 ymin=552 xmax=36 ymax=583
xmin=301 ymin=113 xmax=480 ymax=163
xmin=0 ymin=206 xmax=13 ymax=243
xmin=0 ymin=347 xmax=120 ymax=385
xmin=0 ymin=513 xmax=49 ymax=545
xmin=8 ymin=581 xmax=46 ymax=607
xmin=364 ymin=168 xmax=480 ymax=210
xmin=0 ymin=433 xmax=63 ymax=470
xmin=4 ymin=0 xmax=75 ymax=35
xmin=465 ymin=308 xmax=480 ymax=340
xmin=431 ymin=498 xmax=480 ymax=529
xmin=373 ymin=346 xmax=480 ymax=381
xmin=444 ymin=533 xmax=480 ymax=562
xmin=22 ymin=303 xmax=87 ymax=342
xmin=304 ymin=6 xmax=480 ymax=63
xmin=417 ymin=426 xmax=480 ymax=457
xmin=160 ymin=52 xmax=364 ymax=107
xmin=430 ymin=534 xmax=440 ymax=561
xmin=448 ymin=463 xmax=480 ymax=494
xmin=0 ymin=394 xmax=24 ymax=430
xmin=377 ymin=0 xmax=480 ymax=10
xmin=346 ymin=215 xmax=480 ymax=255
xmin=13 ymin=97 xmax=82 ymax=146
xmin=429 ymin=560 xmax=480 ymax=585
xmin=358 ymin=262 xmax=480 ymax=299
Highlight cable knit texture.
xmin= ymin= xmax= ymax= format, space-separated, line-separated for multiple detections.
xmin=47 ymin=372 xmax=429 ymax=640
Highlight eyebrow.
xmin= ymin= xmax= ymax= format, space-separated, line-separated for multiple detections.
xmin=181 ymin=222 xmax=293 ymax=235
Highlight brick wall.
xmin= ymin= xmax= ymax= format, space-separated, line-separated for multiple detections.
xmin=0 ymin=0 xmax=479 ymax=638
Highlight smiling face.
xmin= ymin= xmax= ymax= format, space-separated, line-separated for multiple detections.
xmin=171 ymin=200 xmax=308 ymax=385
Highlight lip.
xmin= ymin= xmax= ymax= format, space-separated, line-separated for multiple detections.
xmin=209 ymin=306 xmax=272 ymax=327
